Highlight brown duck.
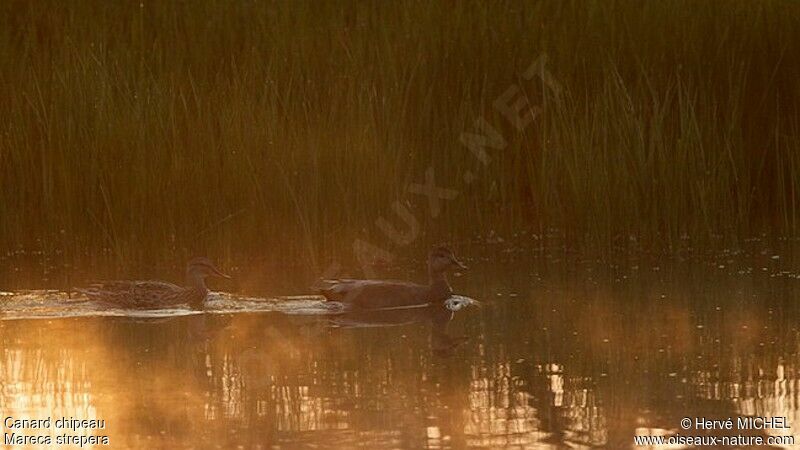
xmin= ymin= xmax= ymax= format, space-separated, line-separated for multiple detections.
xmin=76 ymin=257 xmax=230 ymax=309
xmin=316 ymin=246 xmax=467 ymax=309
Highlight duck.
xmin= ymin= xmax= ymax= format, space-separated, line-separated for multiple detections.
xmin=76 ymin=257 xmax=230 ymax=309
xmin=316 ymin=246 xmax=469 ymax=309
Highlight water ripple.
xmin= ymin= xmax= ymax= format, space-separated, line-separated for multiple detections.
xmin=0 ymin=290 xmax=348 ymax=320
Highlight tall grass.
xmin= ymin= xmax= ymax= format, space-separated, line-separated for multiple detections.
xmin=0 ymin=0 xmax=798 ymax=270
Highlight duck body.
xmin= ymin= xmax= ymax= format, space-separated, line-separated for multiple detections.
xmin=316 ymin=278 xmax=452 ymax=309
xmin=77 ymin=280 xmax=205 ymax=309
xmin=76 ymin=257 xmax=229 ymax=310
xmin=316 ymin=246 xmax=465 ymax=309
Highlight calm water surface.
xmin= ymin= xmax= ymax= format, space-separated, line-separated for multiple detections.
xmin=2 ymin=247 xmax=800 ymax=448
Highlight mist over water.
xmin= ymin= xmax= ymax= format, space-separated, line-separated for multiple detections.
xmin=2 ymin=1 xmax=800 ymax=448
xmin=3 ymin=243 xmax=800 ymax=448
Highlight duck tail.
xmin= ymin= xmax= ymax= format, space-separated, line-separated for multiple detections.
xmin=310 ymin=279 xmax=333 ymax=299
xmin=311 ymin=279 xmax=348 ymax=302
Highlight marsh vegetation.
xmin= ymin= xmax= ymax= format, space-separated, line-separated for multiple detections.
xmin=1 ymin=1 xmax=799 ymax=273
xmin=2 ymin=3 xmax=800 ymax=447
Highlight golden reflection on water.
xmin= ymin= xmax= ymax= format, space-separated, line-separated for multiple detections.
xmin=1 ymin=321 xmax=122 ymax=447
xmin=2 ymin=256 xmax=800 ymax=448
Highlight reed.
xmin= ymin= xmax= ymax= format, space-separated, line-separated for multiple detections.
xmin=0 ymin=0 xmax=798 ymax=270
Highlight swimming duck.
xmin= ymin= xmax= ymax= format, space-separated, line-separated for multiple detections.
xmin=76 ymin=257 xmax=230 ymax=309
xmin=316 ymin=246 xmax=468 ymax=309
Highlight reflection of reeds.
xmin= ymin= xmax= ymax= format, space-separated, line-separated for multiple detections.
xmin=1 ymin=1 xmax=798 ymax=266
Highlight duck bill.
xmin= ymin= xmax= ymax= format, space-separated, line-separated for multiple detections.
xmin=451 ymin=257 xmax=468 ymax=270
xmin=211 ymin=265 xmax=232 ymax=279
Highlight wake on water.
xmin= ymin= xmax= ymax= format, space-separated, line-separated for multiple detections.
xmin=0 ymin=290 xmax=349 ymax=321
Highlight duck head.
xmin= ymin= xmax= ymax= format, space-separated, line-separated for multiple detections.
xmin=186 ymin=257 xmax=231 ymax=291
xmin=428 ymin=246 xmax=467 ymax=274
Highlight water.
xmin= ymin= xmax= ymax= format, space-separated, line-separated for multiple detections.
xmin=2 ymin=247 xmax=800 ymax=448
